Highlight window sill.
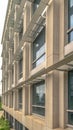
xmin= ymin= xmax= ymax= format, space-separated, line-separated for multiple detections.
xmin=67 ymin=124 xmax=73 ymax=129
xmin=30 ymin=62 xmax=45 ymax=77
xmin=64 ymin=41 xmax=73 ymax=56
xmin=18 ymin=77 xmax=23 ymax=83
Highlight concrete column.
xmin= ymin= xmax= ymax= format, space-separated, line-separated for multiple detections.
xmin=8 ymin=93 xmax=11 ymax=108
xmin=14 ymin=32 xmax=19 ymax=53
xmin=46 ymin=0 xmax=59 ymax=68
xmin=29 ymin=85 xmax=32 ymax=115
xmin=23 ymin=1 xmax=31 ymax=33
xmin=14 ymin=61 xmax=18 ymax=85
xmin=45 ymin=71 xmax=59 ymax=129
xmin=23 ymin=44 xmax=29 ymax=80
xmin=23 ymin=86 xmax=29 ymax=115
xmin=59 ymin=72 xmax=68 ymax=128
xmin=13 ymin=89 xmax=18 ymax=110
xmin=8 ymin=71 xmax=10 ymax=89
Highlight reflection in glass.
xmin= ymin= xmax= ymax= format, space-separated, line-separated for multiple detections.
xmin=32 ymin=27 xmax=45 ymax=68
xmin=32 ymin=0 xmax=41 ymax=13
xmin=68 ymin=0 xmax=73 ymax=42
xmin=68 ymin=112 xmax=73 ymax=125
xmin=32 ymin=80 xmax=45 ymax=116
xmin=70 ymin=0 xmax=73 ymax=7
xmin=68 ymin=31 xmax=73 ymax=43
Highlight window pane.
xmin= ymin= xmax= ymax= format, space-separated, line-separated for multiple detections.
xmin=19 ymin=52 xmax=23 ymax=79
xmin=68 ymin=31 xmax=73 ymax=43
xmin=18 ymin=88 xmax=22 ymax=109
xmin=33 ymin=55 xmax=45 ymax=68
xmin=70 ymin=0 xmax=73 ymax=7
xmin=32 ymin=107 xmax=45 ymax=116
xmin=68 ymin=112 xmax=73 ymax=125
xmin=69 ymin=14 xmax=73 ymax=28
xmin=32 ymin=0 xmax=41 ymax=12
xmin=68 ymin=0 xmax=73 ymax=43
xmin=68 ymin=71 xmax=73 ymax=109
xmin=32 ymin=81 xmax=45 ymax=106
xmin=32 ymin=27 xmax=45 ymax=68
xmin=32 ymin=81 xmax=45 ymax=116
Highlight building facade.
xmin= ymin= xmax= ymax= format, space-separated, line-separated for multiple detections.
xmin=1 ymin=0 xmax=73 ymax=130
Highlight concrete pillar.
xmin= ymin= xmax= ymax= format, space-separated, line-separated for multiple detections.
xmin=23 ymin=86 xmax=29 ymax=115
xmin=13 ymin=89 xmax=18 ymax=110
xmin=23 ymin=1 xmax=31 ymax=33
xmin=14 ymin=32 xmax=19 ymax=53
xmin=45 ymin=71 xmax=59 ymax=129
xmin=23 ymin=44 xmax=29 ymax=81
xmin=14 ymin=61 xmax=18 ymax=85
xmin=59 ymin=71 xmax=68 ymax=128
xmin=46 ymin=0 xmax=59 ymax=67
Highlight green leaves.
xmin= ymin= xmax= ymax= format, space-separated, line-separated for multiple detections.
xmin=0 ymin=117 xmax=10 ymax=130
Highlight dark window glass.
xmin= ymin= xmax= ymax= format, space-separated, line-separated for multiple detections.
xmin=32 ymin=0 xmax=41 ymax=13
xmin=68 ymin=71 xmax=73 ymax=109
xmin=18 ymin=88 xmax=22 ymax=110
xmin=32 ymin=107 xmax=45 ymax=116
xmin=12 ymin=66 xmax=14 ymax=84
xmin=68 ymin=0 xmax=73 ymax=42
xmin=68 ymin=112 xmax=73 ymax=125
xmin=19 ymin=53 xmax=23 ymax=79
xmin=32 ymin=27 xmax=45 ymax=68
xmin=32 ymin=80 xmax=45 ymax=116
xmin=70 ymin=0 xmax=73 ymax=7
xmin=19 ymin=20 xmax=23 ymax=41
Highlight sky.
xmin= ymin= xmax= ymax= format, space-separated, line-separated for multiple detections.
xmin=0 ymin=0 xmax=8 ymax=94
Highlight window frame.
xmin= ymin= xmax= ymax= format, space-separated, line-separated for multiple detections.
xmin=18 ymin=52 xmax=23 ymax=79
xmin=68 ymin=71 xmax=73 ymax=125
xmin=32 ymin=26 xmax=45 ymax=69
xmin=32 ymin=80 xmax=45 ymax=116
xmin=67 ymin=0 xmax=73 ymax=43
xmin=18 ymin=88 xmax=23 ymax=110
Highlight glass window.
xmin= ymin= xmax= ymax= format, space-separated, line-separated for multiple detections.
xmin=68 ymin=71 xmax=73 ymax=110
xmin=32 ymin=80 xmax=45 ymax=116
xmin=18 ymin=88 xmax=22 ymax=110
xmin=68 ymin=71 xmax=73 ymax=125
xmin=68 ymin=0 xmax=73 ymax=42
xmin=12 ymin=66 xmax=14 ymax=84
xmin=32 ymin=0 xmax=41 ymax=13
xmin=19 ymin=20 xmax=23 ymax=41
xmin=18 ymin=52 xmax=23 ymax=79
xmin=70 ymin=0 xmax=73 ymax=7
xmin=32 ymin=27 xmax=45 ymax=68
xmin=68 ymin=112 xmax=73 ymax=125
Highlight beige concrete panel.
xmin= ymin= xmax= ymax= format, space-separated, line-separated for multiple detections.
xmin=32 ymin=119 xmax=42 ymax=130
xmin=59 ymin=0 xmax=65 ymax=60
xmin=29 ymin=42 xmax=32 ymax=74
xmin=45 ymin=71 xmax=59 ymax=129
xmin=53 ymin=71 xmax=59 ymax=128
xmin=46 ymin=3 xmax=53 ymax=61
xmin=64 ymin=42 xmax=73 ymax=56
xmin=64 ymin=72 xmax=68 ymax=126
xmin=46 ymin=0 xmax=59 ymax=67
xmin=28 ymin=85 xmax=32 ymax=115
xmin=23 ymin=43 xmax=29 ymax=80
xmin=45 ymin=72 xmax=53 ymax=128
xmin=23 ymin=86 xmax=29 ymax=115
xmin=14 ymin=61 xmax=18 ymax=86
xmin=23 ymin=1 xmax=31 ymax=33
xmin=30 ymin=62 xmax=45 ymax=77
xmin=59 ymin=72 xmax=65 ymax=128
xmin=14 ymin=32 xmax=19 ymax=53
xmin=22 ymin=116 xmax=33 ymax=130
